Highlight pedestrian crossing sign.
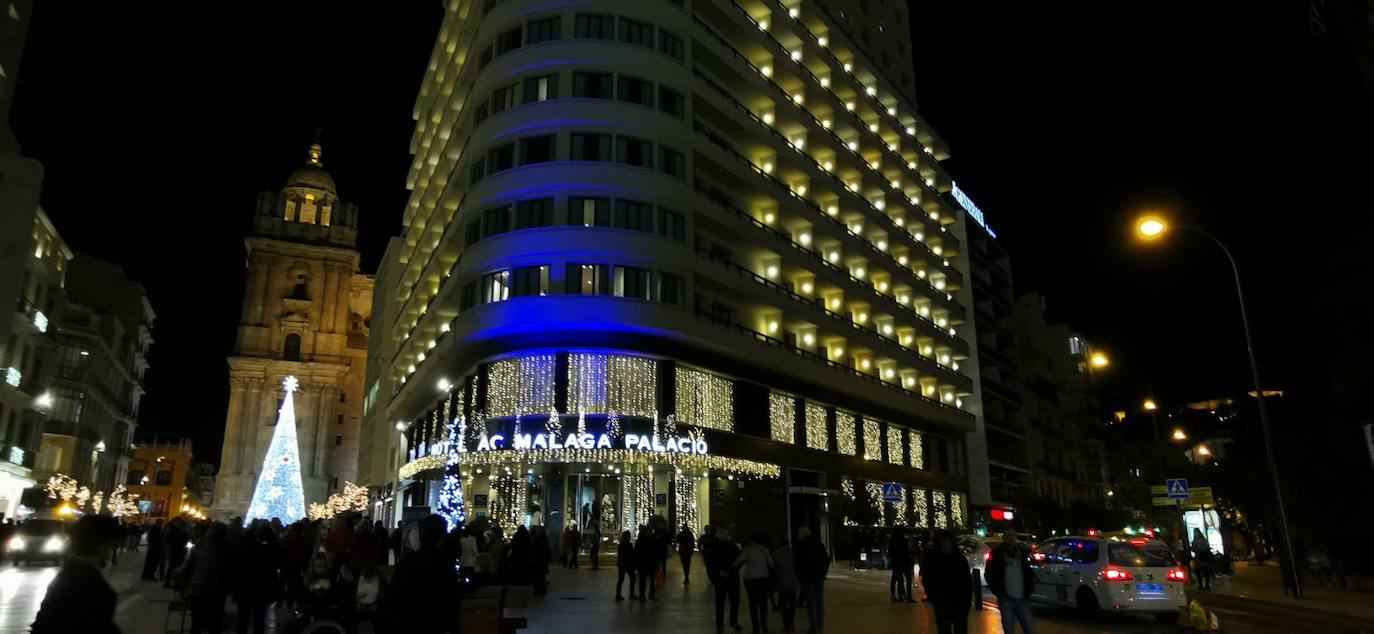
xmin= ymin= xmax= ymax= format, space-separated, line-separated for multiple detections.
xmin=882 ymin=482 xmax=903 ymax=503
xmin=1166 ymin=478 xmax=1189 ymax=500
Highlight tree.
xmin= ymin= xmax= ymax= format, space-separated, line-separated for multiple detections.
xmin=246 ymin=375 xmax=306 ymax=523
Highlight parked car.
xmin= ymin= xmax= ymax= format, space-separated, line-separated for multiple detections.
xmin=955 ymin=535 xmax=995 ymax=584
xmin=1031 ymin=536 xmax=1186 ymax=623
xmin=6 ymin=519 xmax=68 ymax=566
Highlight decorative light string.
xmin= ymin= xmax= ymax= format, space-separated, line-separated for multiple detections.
xmin=403 ymin=448 xmax=781 ymax=481
xmin=892 ymin=485 xmax=909 ymax=527
xmin=950 ymin=491 xmax=965 ymax=528
xmin=607 ymin=355 xmax=657 ymax=417
xmin=841 ymin=476 xmax=856 ymax=527
xmin=836 ymin=411 xmax=857 ymax=456
xmin=676 ymin=366 xmax=734 ymax=431
xmin=635 ymin=471 xmax=653 ymax=530
xmin=909 ymin=430 xmax=926 ymax=470
xmin=438 ymin=415 xmax=466 ymax=531
xmin=804 ymin=402 xmax=828 ymax=450
xmin=932 ymin=489 xmax=949 ymax=529
xmin=769 ymin=392 xmax=796 ymax=443
xmin=886 ymin=425 xmax=904 ymax=466
xmin=487 ymin=354 xmax=556 ymax=418
xmin=673 ymin=470 xmax=699 ymax=532
xmin=913 ymin=487 xmax=929 ymax=527
xmin=862 ymin=418 xmax=881 ymax=461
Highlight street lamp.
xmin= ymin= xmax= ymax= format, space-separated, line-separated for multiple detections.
xmin=1133 ymin=212 xmax=1303 ymax=599
xmin=1172 ymin=428 xmax=1188 ymax=441
xmin=1089 ymin=351 xmax=1110 ymax=369
xmin=1143 ymin=397 xmax=1163 ymax=477
xmin=1142 ymin=399 xmax=1158 ymax=412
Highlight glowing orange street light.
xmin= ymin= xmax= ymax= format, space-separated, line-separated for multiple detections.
xmin=1135 ymin=215 xmax=1168 ymax=241
xmin=1172 ymin=428 xmax=1188 ymax=441
xmin=1143 ymin=398 xmax=1158 ymax=412
xmin=1089 ymin=351 xmax=1110 ymax=369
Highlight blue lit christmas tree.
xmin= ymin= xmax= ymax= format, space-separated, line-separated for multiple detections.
xmin=437 ymin=415 xmax=466 ymax=532
xmin=246 ymin=375 xmax=306 ymax=523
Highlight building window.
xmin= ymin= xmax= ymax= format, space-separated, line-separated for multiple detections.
xmin=527 ymin=16 xmax=560 ymax=44
xmin=283 ymin=333 xmax=302 ymax=361
xmin=335 ymin=434 xmax=343 ymax=447
xmin=496 ymin=27 xmax=522 ymax=55
xmin=658 ymin=86 xmax=684 ymax=118
xmin=488 ymin=143 xmax=515 ymax=172
xmin=568 ymin=196 xmax=610 ymax=226
xmin=658 ymin=146 xmax=685 ymax=178
xmin=465 ymin=219 xmax=482 ymax=246
xmin=519 ymin=135 xmax=555 ymax=165
xmin=126 ymin=470 xmax=145 ymax=486
xmin=474 ymin=100 xmax=490 ymax=124
xmin=616 ymin=75 xmax=654 ymax=107
xmin=477 ymin=45 xmax=493 ymax=69
xmin=570 ymin=133 xmax=612 ymax=161
xmin=616 ymin=136 xmax=653 ymax=168
xmin=657 ymin=207 xmax=684 ymax=241
xmin=658 ymin=29 xmax=684 ymax=60
xmin=470 ymin=157 xmax=486 ymax=184
xmin=482 ymin=270 xmax=511 ymax=303
xmin=614 ymin=266 xmax=651 ymax=300
xmin=619 ymin=17 xmax=654 ymax=48
xmin=491 ymin=84 xmax=517 ymax=113
xmin=572 ymin=72 xmax=613 ymax=99
xmin=155 ymin=470 xmax=172 ymax=486
xmin=568 ymin=264 xmax=607 ymax=294
xmin=574 ymin=13 xmax=614 ymax=39
xmin=515 ymin=198 xmax=554 ymax=229
xmin=511 ymin=265 xmax=550 ymax=297
xmin=522 ymin=75 xmax=559 ymax=104
xmin=659 ymin=273 xmax=686 ymax=305
xmin=613 ymin=199 xmax=653 ymax=231
xmin=461 ymin=282 xmax=477 ymax=310
xmin=483 ymin=206 xmax=510 ymax=238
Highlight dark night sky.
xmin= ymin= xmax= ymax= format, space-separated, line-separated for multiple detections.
xmin=9 ymin=2 xmax=1373 ymax=468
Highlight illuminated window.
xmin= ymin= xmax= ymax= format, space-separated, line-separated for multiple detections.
xmin=567 ymin=264 xmax=606 ymax=295
xmin=481 ymin=270 xmax=511 ymax=304
xmin=522 ymin=75 xmax=559 ymax=104
xmin=568 ymin=196 xmax=610 ymax=226
xmin=613 ymin=266 xmax=651 ymax=300
xmin=677 ymin=366 xmax=734 ymax=431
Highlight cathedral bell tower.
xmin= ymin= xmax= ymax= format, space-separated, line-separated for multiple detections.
xmin=213 ymin=142 xmax=374 ymax=518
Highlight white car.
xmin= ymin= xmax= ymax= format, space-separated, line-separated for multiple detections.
xmin=1030 ymin=536 xmax=1186 ymax=623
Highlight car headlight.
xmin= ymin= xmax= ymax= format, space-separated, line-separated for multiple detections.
xmin=42 ymin=537 xmax=64 ymax=553
xmin=6 ymin=537 xmax=24 ymax=551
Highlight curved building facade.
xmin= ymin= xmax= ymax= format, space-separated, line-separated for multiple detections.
xmin=365 ymin=0 xmax=989 ymax=554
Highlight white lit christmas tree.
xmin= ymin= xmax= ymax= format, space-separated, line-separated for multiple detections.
xmin=437 ymin=415 xmax=466 ymax=531
xmin=246 ymin=375 xmax=306 ymax=523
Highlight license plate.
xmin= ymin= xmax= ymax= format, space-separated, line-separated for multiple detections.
xmin=1138 ymin=583 xmax=1163 ymax=592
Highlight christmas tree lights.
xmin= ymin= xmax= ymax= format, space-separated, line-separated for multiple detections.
xmin=437 ymin=415 xmax=467 ymax=531
xmin=246 ymin=376 xmax=307 ymax=524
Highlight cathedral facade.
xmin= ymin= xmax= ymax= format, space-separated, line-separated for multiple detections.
xmin=213 ymin=143 xmax=373 ymax=517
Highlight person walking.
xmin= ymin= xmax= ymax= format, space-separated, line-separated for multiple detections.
xmin=985 ymin=530 xmax=1035 ymax=634
xmin=531 ymin=526 xmax=551 ymax=595
xmin=563 ymin=523 xmax=581 ymax=569
xmin=888 ymin=527 xmax=913 ymax=602
xmin=372 ymin=520 xmax=390 ymax=566
xmin=1191 ymin=528 xmax=1214 ymax=591
xmin=734 ymin=531 xmax=774 ymax=633
xmin=921 ymin=532 xmax=972 ymax=634
xmin=615 ymin=530 xmax=638 ymax=601
xmin=142 ymin=519 xmax=166 ymax=581
xmin=32 ymin=516 xmax=120 ymax=633
xmin=795 ymin=526 xmax=829 ymax=634
xmin=772 ymin=535 xmax=800 ymax=632
xmin=175 ymin=522 xmax=232 ymax=634
xmin=234 ymin=520 xmax=283 ymax=634
xmin=509 ymin=525 xmax=532 ymax=585
xmin=589 ymin=523 xmax=602 ymax=570
xmin=677 ymin=523 xmax=696 ymax=585
xmin=389 ymin=515 xmax=460 ymax=632
xmin=163 ymin=518 xmax=190 ymax=588
xmin=707 ymin=528 xmax=743 ymax=632
xmin=634 ymin=525 xmax=660 ymax=601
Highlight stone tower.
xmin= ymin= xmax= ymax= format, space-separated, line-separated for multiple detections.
xmin=213 ymin=142 xmax=373 ymax=517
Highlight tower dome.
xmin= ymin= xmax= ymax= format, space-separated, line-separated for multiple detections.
xmin=284 ymin=141 xmax=337 ymax=195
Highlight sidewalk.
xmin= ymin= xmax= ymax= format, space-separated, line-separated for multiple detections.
xmin=108 ymin=549 xmax=184 ymax=632
xmin=1197 ymin=562 xmax=1374 ymax=623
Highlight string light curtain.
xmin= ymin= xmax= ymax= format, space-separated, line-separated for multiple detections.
xmin=950 ymin=491 xmax=965 ymax=528
xmin=865 ymin=481 xmax=886 ymax=526
xmin=673 ymin=471 xmax=699 ymax=532
xmin=569 ymin=353 xmax=657 ymax=417
xmin=861 ymin=418 xmax=881 ymax=460
xmin=909 ymin=430 xmax=926 ymax=469
xmin=836 ymin=411 xmax=857 ymax=456
xmin=487 ymin=354 xmax=556 ymax=418
xmin=804 ymin=402 xmax=828 ymax=450
xmin=886 ymin=425 xmax=904 ymax=466
xmin=933 ymin=489 xmax=949 ymax=529
xmin=676 ymin=366 xmax=734 ymax=431
xmin=913 ymin=487 xmax=930 ymax=527
xmin=769 ymin=392 xmax=796 ymax=443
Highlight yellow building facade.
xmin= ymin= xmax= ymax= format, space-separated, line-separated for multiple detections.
xmin=212 ymin=143 xmax=373 ymax=518
xmin=125 ymin=441 xmax=199 ymax=521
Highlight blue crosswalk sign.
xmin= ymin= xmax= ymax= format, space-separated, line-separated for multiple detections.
xmin=1166 ymin=478 xmax=1189 ymax=500
xmin=882 ymin=482 xmax=903 ymax=503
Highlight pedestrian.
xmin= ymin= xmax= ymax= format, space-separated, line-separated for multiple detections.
xmin=921 ymin=532 xmax=972 ymax=634
xmin=388 ymin=515 xmax=459 ymax=632
xmin=163 ymin=518 xmax=190 ymax=588
xmin=985 ymin=530 xmax=1035 ymax=634
xmin=563 ymin=523 xmax=580 ymax=569
xmin=734 ymin=531 xmax=774 ymax=633
xmin=142 ymin=519 xmax=166 ymax=581
xmin=635 ymin=525 xmax=660 ymax=601
xmin=1192 ymin=528 xmax=1214 ymax=591
xmin=531 ymin=525 xmax=551 ymax=594
xmin=773 ymin=534 xmax=800 ymax=632
xmin=391 ymin=521 xmax=404 ymax=562
xmin=589 ymin=523 xmax=602 ymax=570
xmin=459 ymin=526 xmax=480 ymax=580
xmin=616 ymin=530 xmax=638 ymax=601
xmin=509 ymin=525 xmax=532 ymax=584
xmin=372 ymin=520 xmax=390 ymax=566
xmin=888 ymin=526 xmax=913 ymax=602
xmin=281 ymin=521 xmax=312 ymax=607
xmin=677 ymin=523 xmax=696 ymax=585
xmin=234 ymin=520 xmax=283 ymax=634
xmin=795 ymin=526 xmax=829 ymax=634
xmin=31 ymin=515 xmax=120 ymax=633
xmin=175 ymin=522 xmax=231 ymax=634
xmin=353 ymin=562 xmax=387 ymax=631
xmin=707 ymin=527 xmax=743 ymax=632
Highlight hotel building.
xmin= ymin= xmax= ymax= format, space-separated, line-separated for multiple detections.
xmin=366 ymin=0 xmax=995 ymax=552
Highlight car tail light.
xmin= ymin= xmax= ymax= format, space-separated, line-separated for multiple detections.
xmin=1031 ymin=552 xmax=1046 ymax=563
xmin=1167 ymin=568 xmax=1188 ymax=582
xmin=985 ymin=551 xmax=992 ymax=562
xmin=1100 ymin=567 xmax=1134 ymax=582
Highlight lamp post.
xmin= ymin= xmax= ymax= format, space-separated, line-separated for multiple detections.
xmin=1134 ymin=215 xmax=1302 ymax=599
xmin=1142 ymin=397 xmax=1163 ymax=478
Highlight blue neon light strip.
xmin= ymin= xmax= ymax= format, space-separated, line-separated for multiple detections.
xmin=951 ymin=182 xmax=996 ymax=238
